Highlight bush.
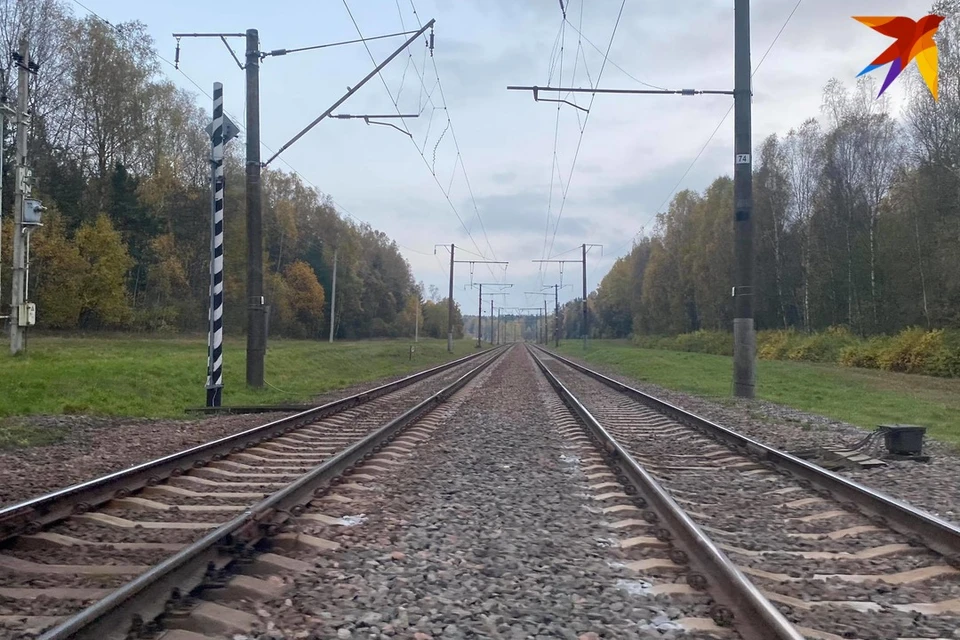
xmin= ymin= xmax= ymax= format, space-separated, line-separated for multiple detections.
xmin=758 ymin=330 xmax=798 ymax=360
xmin=928 ymin=330 xmax=960 ymax=377
xmin=631 ymin=331 xmax=732 ymax=355
xmin=786 ymin=326 xmax=856 ymax=363
xmin=673 ymin=330 xmax=733 ymax=356
xmin=839 ymin=335 xmax=889 ymax=369
xmin=632 ymin=326 xmax=960 ymax=378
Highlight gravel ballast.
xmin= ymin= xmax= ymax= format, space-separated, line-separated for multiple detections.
xmin=253 ymin=346 xmax=730 ymax=639
xmin=546 ymin=348 xmax=960 ymax=526
xmin=538 ymin=351 xmax=960 ymax=640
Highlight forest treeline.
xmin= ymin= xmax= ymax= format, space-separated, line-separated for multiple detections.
xmin=580 ymin=0 xmax=960 ymax=347
xmin=0 ymin=0 xmax=464 ymax=339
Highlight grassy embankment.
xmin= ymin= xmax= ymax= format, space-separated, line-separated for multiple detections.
xmin=0 ymin=335 xmax=483 ymax=422
xmin=556 ymin=340 xmax=960 ymax=444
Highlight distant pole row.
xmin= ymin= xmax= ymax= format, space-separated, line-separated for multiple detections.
xmin=508 ymin=1 xmax=755 ymax=397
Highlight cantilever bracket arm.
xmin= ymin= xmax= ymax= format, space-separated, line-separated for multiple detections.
xmin=509 ymin=85 xmax=735 ymax=97
xmin=262 ymin=18 xmax=435 ymax=167
xmin=533 ymin=87 xmax=589 ymax=113
xmin=333 ymin=113 xmax=419 ymax=138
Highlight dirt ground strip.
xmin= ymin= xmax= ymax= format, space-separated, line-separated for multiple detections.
xmin=253 ymin=346 xmax=723 ymax=639
xmin=0 ymin=365 xmax=467 ymax=507
xmin=549 ymin=349 xmax=960 ymax=526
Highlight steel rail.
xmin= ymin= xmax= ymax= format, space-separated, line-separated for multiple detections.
xmin=0 ymin=346 xmax=500 ymax=543
xmin=527 ymin=345 xmax=803 ymax=640
xmin=40 ymin=345 xmax=509 ymax=640
xmin=535 ymin=345 xmax=960 ymax=559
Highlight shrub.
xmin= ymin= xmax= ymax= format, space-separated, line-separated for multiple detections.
xmin=786 ymin=326 xmax=857 ymax=363
xmin=928 ymin=330 xmax=960 ymax=377
xmin=631 ymin=326 xmax=960 ymax=378
xmin=758 ymin=330 xmax=797 ymax=360
xmin=839 ymin=335 xmax=889 ymax=369
xmin=673 ymin=330 xmax=732 ymax=356
xmin=878 ymin=327 xmax=935 ymax=373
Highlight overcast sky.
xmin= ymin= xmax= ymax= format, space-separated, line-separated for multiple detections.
xmin=90 ymin=0 xmax=929 ymax=317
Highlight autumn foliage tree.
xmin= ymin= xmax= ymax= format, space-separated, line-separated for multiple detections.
xmin=585 ymin=0 xmax=960 ymax=342
xmin=0 ymin=0 xmax=444 ymax=340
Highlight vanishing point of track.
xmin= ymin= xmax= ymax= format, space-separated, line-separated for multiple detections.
xmin=2 ymin=343 xmax=959 ymax=640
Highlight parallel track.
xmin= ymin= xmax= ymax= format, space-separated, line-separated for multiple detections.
xmin=0 ymin=346 xmax=504 ymax=639
xmin=530 ymin=345 xmax=960 ymax=640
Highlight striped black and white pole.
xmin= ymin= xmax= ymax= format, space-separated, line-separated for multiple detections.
xmin=206 ymin=82 xmax=226 ymax=407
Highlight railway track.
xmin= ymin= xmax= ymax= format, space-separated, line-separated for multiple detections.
xmin=0 ymin=346 xmax=504 ymax=640
xmin=529 ymin=344 xmax=960 ymax=640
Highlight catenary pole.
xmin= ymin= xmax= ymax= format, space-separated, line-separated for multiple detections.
xmin=328 ymin=247 xmax=338 ymax=343
xmin=442 ymin=250 xmax=509 ymax=350
xmin=554 ymin=284 xmax=559 ymax=347
xmin=245 ymin=29 xmax=266 ymax=388
xmin=733 ymin=0 xmax=756 ymax=398
xmin=447 ymin=244 xmax=454 ymax=352
xmin=544 ymin=301 xmax=548 ymax=345
xmin=582 ymin=244 xmax=587 ymax=349
xmin=206 ymin=82 xmax=226 ymax=407
xmin=533 ymin=245 xmax=599 ymax=350
xmin=9 ymin=38 xmax=29 ymax=355
xmin=477 ymin=284 xmax=482 ymax=348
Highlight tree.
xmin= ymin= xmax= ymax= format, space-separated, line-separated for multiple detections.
xmin=30 ymin=213 xmax=86 ymax=328
xmin=75 ymin=214 xmax=133 ymax=327
xmin=284 ymin=260 xmax=326 ymax=336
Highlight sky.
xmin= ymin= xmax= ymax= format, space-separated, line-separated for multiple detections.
xmin=82 ymin=0 xmax=930 ymax=318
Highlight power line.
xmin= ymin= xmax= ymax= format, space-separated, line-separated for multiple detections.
xmin=562 ymin=14 xmax=667 ymax=91
xmin=600 ymin=0 xmax=804 ymax=266
xmin=539 ymin=18 xmax=567 ymax=285
xmin=341 ymin=0 xmax=501 ymax=283
xmin=543 ymin=0 xmax=626 ymax=265
xmin=69 ymin=0 xmax=433 ymax=266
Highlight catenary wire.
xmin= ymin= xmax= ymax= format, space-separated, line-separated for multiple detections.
xmin=340 ymin=0 xmax=502 ymax=284
xmin=543 ymin=0 xmax=626 ymax=266
xmin=597 ymin=0 xmax=804 ymax=269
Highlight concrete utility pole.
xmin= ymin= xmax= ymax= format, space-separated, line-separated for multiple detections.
xmin=509 ymin=27 xmax=747 ymax=388
xmin=533 ymin=243 xmax=601 ymax=350
xmin=177 ymin=22 xmax=434 ymax=384
xmin=732 ymin=0 xmax=756 ymax=398
xmin=438 ymin=244 xmax=508 ymax=352
xmin=9 ymin=38 xmax=31 ymax=355
xmin=447 ymin=243 xmax=454 ymax=351
xmin=524 ymin=291 xmax=554 ymax=345
xmin=582 ymin=244 xmax=587 ymax=347
xmin=245 ymin=29 xmax=266 ymax=388
xmin=490 ymin=299 xmax=494 ymax=344
xmin=471 ymin=283 xmax=511 ymax=347
xmin=541 ymin=284 xmax=571 ymax=348
xmin=328 ymin=247 xmax=338 ymax=343
xmin=544 ymin=301 xmax=549 ymax=344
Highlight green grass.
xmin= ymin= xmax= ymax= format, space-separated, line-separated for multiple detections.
xmin=557 ymin=340 xmax=960 ymax=444
xmin=0 ymin=335 xmax=485 ymax=419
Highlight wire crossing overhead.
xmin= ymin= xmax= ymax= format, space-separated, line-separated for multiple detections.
xmin=507 ymin=86 xmax=735 ymax=99
xmin=468 ymin=283 xmax=513 ymax=348
xmin=353 ymin=0 xmax=501 ymax=270
xmin=262 ymin=19 xmax=435 ymax=167
xmin=435 ymin=244 xmax=508 ymax=353
xmin=534 ymin=243 xmax=601 ymax=349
